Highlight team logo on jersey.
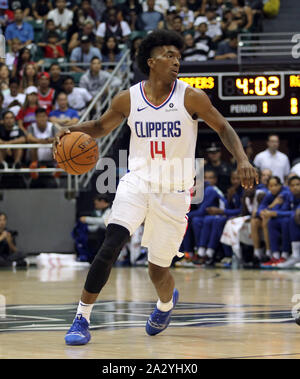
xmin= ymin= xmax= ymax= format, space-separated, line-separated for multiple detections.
xmin=0 ymin=301 xmax=295 ymax=333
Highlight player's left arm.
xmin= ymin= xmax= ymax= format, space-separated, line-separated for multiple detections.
xmin=185 ymin=87 xmax=259 ymax=189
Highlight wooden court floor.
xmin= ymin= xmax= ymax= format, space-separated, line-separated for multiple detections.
xmin=1 ymin=265 xmax=300 ymax=359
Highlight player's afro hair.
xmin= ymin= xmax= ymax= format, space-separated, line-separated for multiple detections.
xmin=137 ymin=30 xmax=184 ymax=76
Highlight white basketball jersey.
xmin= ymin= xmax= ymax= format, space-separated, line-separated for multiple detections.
xmin=127 ymin=79 xmax=198 ymax=191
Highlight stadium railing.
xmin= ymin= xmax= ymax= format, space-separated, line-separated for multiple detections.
xmin=0 ymin=47 xmax=132 ymax=195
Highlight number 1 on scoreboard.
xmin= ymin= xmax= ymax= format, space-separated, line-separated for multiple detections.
xmin=150 ymin=141 xmax=166 ymax=159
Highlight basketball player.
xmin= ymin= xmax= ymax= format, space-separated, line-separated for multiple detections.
xmin=53 ymin=30 xmax=258 ymax=345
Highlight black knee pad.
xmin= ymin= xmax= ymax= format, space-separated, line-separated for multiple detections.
xmin=84 ymin=223 xmax=130 ymax=294
xmin=95 ymin=223 xmax=130 ymax=264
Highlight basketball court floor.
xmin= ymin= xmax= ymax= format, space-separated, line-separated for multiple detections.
xmin=1 ymin=265 xmax=300 ymax=359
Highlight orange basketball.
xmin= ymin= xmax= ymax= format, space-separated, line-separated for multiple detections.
xmin=55 ymin=132 xmax=99 ymax=175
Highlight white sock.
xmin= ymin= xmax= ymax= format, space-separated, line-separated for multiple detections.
xmin=197 ymin=247 xmax=206 ymax=257
xmin=206 ymin=248 xmax=215 ymax=258
xmin=254 ymin=248 xmax=263 ymax=259
xmin=282 ymin=251 xmax=289 ymax=259
xmin=265 ymin=249 xmax=272 ymax=257
xmin=272 ymin=252 xmax=280 ymax=259
xmin=157 ymin=298 xmax=173 ymax=312
xmin=292 ymin=242 xmax=300 ymax=259
xmin=76 ymin=301 xmax=94 ymax=323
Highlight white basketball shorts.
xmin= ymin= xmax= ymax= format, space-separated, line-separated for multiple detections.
xmin=107 ymin=172 xmax=192 ymax=267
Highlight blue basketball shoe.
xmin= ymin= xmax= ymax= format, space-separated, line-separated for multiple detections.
xmin=65 ymin=314 xmax=91 ymax=345
xmin=146 ymin=288 xmax=179 ymax=336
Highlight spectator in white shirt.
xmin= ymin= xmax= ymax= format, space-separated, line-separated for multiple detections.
xmin=194 ymin=7 xmax=222 ymax=44
xmin=47 ymin=0 xmax=73 ymax=37
xmin=61 ymin=75 xmax=92 ymax=117
xmin=96 ymin=7 xmax=131 ymax=48
xmin=3 ymin=78 xmax=26 ymax=116
xmin=253 ymin=134 xmax=290 ymax=183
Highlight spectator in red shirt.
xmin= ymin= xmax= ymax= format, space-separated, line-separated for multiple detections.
xmin=43 ymin=31 xmax=65 ymax=58
xmin=16 ymin=86 xmax=40 ymax=132
xmin=37 ymin=72 xmax=55 ymax=114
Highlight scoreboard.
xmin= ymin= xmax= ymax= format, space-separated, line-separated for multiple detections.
xmin=179 ymin=72 xmax=300 ymax=121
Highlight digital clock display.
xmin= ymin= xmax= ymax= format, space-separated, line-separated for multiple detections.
xmin=178 ymin=72 xmax=300 ymax=121
xmin=220 ymin=74 xmax=283 ymax=99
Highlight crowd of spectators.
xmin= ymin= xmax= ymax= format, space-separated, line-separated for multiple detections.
xmin=0 ymin=0 xmax=266 ymax=184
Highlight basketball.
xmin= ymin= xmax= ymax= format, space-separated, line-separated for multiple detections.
xmin=55 ymin=132 xmax=99 ymax=175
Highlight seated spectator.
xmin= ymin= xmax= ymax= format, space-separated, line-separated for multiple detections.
xmin=0 ymin=110 xmax=24 ymax=169
xmin=11 ymin=47 xmax=43 ymax=81
xmin=73 ymin=0 xmax=97 ymax=27
xmin=270 ymin=175 xmax=300 ymax=269
xmin=221 ymin=8 xmax=244 ymax=39
xmin=175 ymin=0 xmax=194 ymax=31
xmin=214 ymin=33 xmax=238 ymax=60
xmin=37 ymin=72 xmax=55 ymax=114
xmin=231 ymin=0 xmax=253 ymax=32
xmin=32 ymin=0 xmax=53 ymax=21
xmin=137 ymin=0 xmax=164 ymax=32
xmin=187 ymin=0 xmax=207 ymax=18
xmin=179 ymin=169 xmax=226 ymax=265
xmin=204 ymin=142 xmax=233 ymax=194
xmin=68 ymin=18 xmax=97 ymax=53
xmin=195 ymin=7 xmax=223 ymax=46
xmin=9 ymin=0 xmax=31 ymax=18
xmin=27 ymin=108 xmax=56 ymax=164
xmin=49 ymin=91 xmax=79 ymax=126
xmin=141 ymin=0 xmax=170 ymax=14
xmin=101 ymin=36 xmax=124 ymax=72
xmin=257 ymin=176 xmax=290 ymax=268
xmin=79 ymin=57 xmax=121 ymax=99
xmin=253 ymin=134 xmax=290 ymax=184
xmin=5 ymin=38 xmax=22 ymax=71
xmin=47 ymin=0 xmax=74 ymax=38
xmin=61 ymin=76 xmax=92 ymax=117
xmin=38 ymin=19 xmax=66 ymax=48
xmin=48 ymin=63 xmax=64 ymax=94
xmin=196 ymin=170 xmax=244 ymax=266
xmin=91 ymin=0 xmax=106 ymax=25
xmin=119 ymin=0 xmax=143 ymax=31
xmin=277 ymin=177 xmax=300 ymax=269
xmin=0 ymin=212 xmax=26 ymax=268
xmin=249 ymin=168 xmax=272 ymax=262
xmin=43 ymin=31 xmax=65 ymax=59
xmin=182 ymin=32 xmax=214 ymax=61
xmin=100 ymin=0 xmax=122 ymax=24
xmin=76 ymin=194 xmax=111 ymax=262
xmin=0 ymin=64 xmax=10 ymax=93
xmin=171 ymin=15 xmax=185 ymax=36
xmin=5 ymin=8 xmax=34 ymax=50
xmin=159 ymin=7 xmax=177 ymax=31
xmin=3 ymin=77 xmax=25 ymax=116
xmin=20 ymin=62 xmax=38 ymax=91
xmin=16 ymin=86 xmax=40 ymax=132
xmin=70 ymin=35 xmax=102 ymax=73
xmin=96 ymin=6 xmax=131 ymax=48
xmin=194 ymin=22 xmax=214 ymax=50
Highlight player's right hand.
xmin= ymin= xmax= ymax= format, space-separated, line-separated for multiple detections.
xmin=52 ymin=126 xmax=71 ymax=159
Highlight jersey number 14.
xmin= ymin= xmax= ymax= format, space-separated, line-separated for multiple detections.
xmin=150 ymin=141 xmax=166 ymax=159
